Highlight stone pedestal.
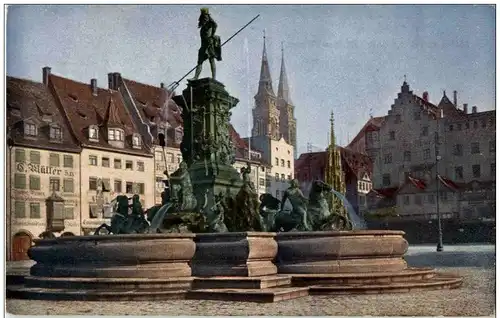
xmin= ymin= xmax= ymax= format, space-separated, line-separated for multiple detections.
xmin=173 ymin=78 xmax=243 ymax=214
xmin=191 ymin=232 xmax=278 ymax=277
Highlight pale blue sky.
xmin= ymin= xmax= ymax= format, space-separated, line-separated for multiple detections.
xmin=6 ymin=5 xmax=495 ymax=155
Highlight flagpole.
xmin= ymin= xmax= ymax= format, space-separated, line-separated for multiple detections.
xmin=435 ymin=109 xmax=444 ymax=252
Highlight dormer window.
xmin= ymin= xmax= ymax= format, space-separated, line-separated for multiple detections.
xmin=49 ymin=124 xmax=62 ymax=141
xmin=108 ymin=128 xmax=124 ymax=141
xmin=132 ymin=134 xmax=142 ymax=148
xmin=89 ymin=125 xmax=99 ymax=141
xmin=24 ymin=122 xmax=37 ymax=137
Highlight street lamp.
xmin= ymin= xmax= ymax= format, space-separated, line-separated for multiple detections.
xmin=435 ymin=110 xmax=444 ymax=252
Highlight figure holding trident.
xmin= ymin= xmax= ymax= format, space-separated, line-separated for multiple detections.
xmin=192 ymin=8 xmax=222 ymax=80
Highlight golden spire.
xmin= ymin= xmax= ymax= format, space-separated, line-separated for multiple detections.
xmin=325 ymin=111 xmax=347 ymax=219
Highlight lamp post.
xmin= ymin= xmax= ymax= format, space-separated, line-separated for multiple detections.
xmin=435 ymin=110 xmax=444 ymax=252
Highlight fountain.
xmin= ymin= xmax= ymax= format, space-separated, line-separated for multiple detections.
xmin=7 ymin=8 xmax=462 ymax=303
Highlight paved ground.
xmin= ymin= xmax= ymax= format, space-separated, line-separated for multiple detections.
xmin=6 ymin=244 xmax=496 ymax=316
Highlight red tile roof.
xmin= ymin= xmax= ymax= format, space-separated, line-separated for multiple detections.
xmin=7 ymin=76 xmax=81 ymax=152
xmin=347 ymin=116 xmax=385 ymax=149
xmin=369 ymin=187 xmax=399 ymax=198
xmin=49 ymin=74 xmax=149 ymax=155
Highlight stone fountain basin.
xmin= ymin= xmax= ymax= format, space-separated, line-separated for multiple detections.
xmin=28 ymin=234 xmax=196 ymax=279
xmin=276 ymin=230 xmax=409 ymax=274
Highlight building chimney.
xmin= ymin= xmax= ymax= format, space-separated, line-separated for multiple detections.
xmin=112 ymin=73 xmax=121 ymax=90
xmin=107 ymin=73 xmax=114 ymax=90
xmin=422 ymin=91 xmax=429 ymax=102
xmin=463 ymin=103 xmax=468 ymax=114
xmin=453 ymin=90 xmax=457 ymax=107
xmin=42 ymin=66 xmax=51 ymax=87
xmin=472 ymin=106 xmax=477 ymax=113
xmin=160 ymin=83 xmax=165 ymax=88
xmin=90 ymin=79 xmax=98 ymax=96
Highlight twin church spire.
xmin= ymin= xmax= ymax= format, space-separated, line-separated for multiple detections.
xmin=252 ymin=32 xmax=297 ymax=157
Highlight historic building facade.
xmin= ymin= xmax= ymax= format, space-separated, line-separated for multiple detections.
xmin=7 ymin=75 xmax=82 ymax=260
xmin=348 ymin=80 xmax=495 ymax=226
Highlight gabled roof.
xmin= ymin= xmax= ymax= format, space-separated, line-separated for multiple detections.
xmin=6 ymin=76 xmax=80 ymax=152
xmin=49 ymin=74 xmax=149 ymax=155
xmin=347 ymin=116 xmax=385 ymax=149
xmin=368 ymin=187 xmax=399 ymax=199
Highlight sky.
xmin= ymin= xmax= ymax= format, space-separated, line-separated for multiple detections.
xmin=6 ymin=4 xmax=496 ymax=155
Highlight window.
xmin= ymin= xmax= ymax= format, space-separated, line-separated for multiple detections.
xmin=428 ymin=194 xmax=435 ymax=204
xmin=414 ymin=112 xmax=421 ymax=120
xmin=155 ymin=177 xmax=163 ymax=190
xmin=259 ymin=178 xmax=265 ymax=186
xmin=49 ymin=153 xmax=60 ymax=167
xmin=275 ymin=190 xmax=280 ymax=198
xmin=287 ymin=160 xmax=291 ymax=168
xmin=404 ymin=151 xmax=411 ymax=162
xmin=382 ymin=174 xmax=391 ymax=186
xmin=423 ymin=149 xmax=431 ymax=160
xmin=414 ymin=195 xmax=422 ymax=205
xmin=114 ymin=159 xmax=122 ymax=169
xmin=384 ymin=154 xmax=392 ymax=164
xmin=260 ymin=166 xmax=265 ymax=172
xmin=155 ymin=151 xmax=163 ymax=162
xmin=102 ymin=157 xmax=110 ymax=167
xmin=440 ymin=191 xmax=448 ymax=201
xmin=64 ymin=207 xmax=74 ymax=219
xmin=114 ymin=180 xmax=122 ymax=193
xmin=491 ymin=163 xmax=495 ymax=177
xmin=455 ymin=166 xmax=463 ymax=180
xmin=108 ymin=128 xmax=124 ymax=141
xmin=14 ymin=149 xmax=25 ymax=163
xmin=275 ymin=173 xmax=279 ymax=181
xmin=14 ymin=174 xmax=26 ymax=189
xmin=15 ymin=201 xmax=25 ymax=218
xmin=275 ymin=158 xmax=279 ymax=166
xmin=449 ymin=125 xmax=454 ymax=131
xmin=89 ymin=126 xmax=99 ymax=140
xmin=49 ymin=178 xmax=60 ymax=191
xmin=281 ymin=159 xmax=285 ymax=167
xmin=137 ymin=183 xmax=145 ymax=194
xmin=30 ymin=151 xmax=40 ymax=164
xmin=453 ymin=144 xmax=463 ymax=156
xmin=394 ymin=114 xmax=401 ymax=124
xmin=389 ymin=131 xmax=395 ymax=140
xmin=89 ymin=177 xmax=98 ymax=190
xmin=471 ymin=142 xmax=480 ymax=154
xmin=403 ymin=195 xmax=410 ymax=205
xmin=29 ymin=175 xmax=40 ymax=190
xmin=481 ymin=119 xmax=487 ymax=128
xmin=288 ymin=174 xmax=292 ymax=180
xmin=63 ymin=155 xmax=73 ymax=168
xmin=49 ymin=125 xmax=62 ymax=140
xmin=137 ymin=161 xmax=145 ymax=172
xmin=63 ymin=178 xmax=74 ymax=193
xmin=472 ymin=164 xmax=481 ymax=178
xmin=24 ymin=123 xmax=37 ymax=136
xmin=126 ymin=182 xmax=133 ymax=194
xmin=166 ymin=153 xmax=175 ymax=163
xmin=456 ymin=123 xmax=462 ymax=131
xmin=177 ymin=154 xmax=182 ymax=163
xmin=125 ymin=160 xmax=133 ymax=170
xmin=30 ymin=203 xmax=41 ymax=219
xmin=89 ymin=155 xmax=98 ymax=166
xmin=465 ymin=122 xmax=470 ymax=129
xmin=132 ymin=134 xmax=141 ymax=148
xmin=421 ymin=126 xmax=429 ymax=136
xmin=281 ymin=174 xmax=285 ymax=181
xmin=490 ymin=140 xmax=495 ymax=153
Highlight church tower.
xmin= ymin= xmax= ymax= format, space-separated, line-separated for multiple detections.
xmin=252 ymin=33 xmax=280 ymax=140
xmin=277 ymin=44 xmax=297 ymax=156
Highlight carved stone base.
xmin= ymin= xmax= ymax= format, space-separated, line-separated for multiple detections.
xmin=191 ymin=232 xmax=278 ymax=277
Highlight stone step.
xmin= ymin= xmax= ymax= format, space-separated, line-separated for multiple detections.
xmin=291 ymin=267 xmax=436 ymax=286
xmin=308 ymin=274 xmax=463 ymax=295
xmin=192 ymin=275 xmax=291 ymax=289
xmin=24 ymin=276 xmax=193 ymax=290
xmin=187 ymin=287 xmax=310 ymax=303
xmin=7 ymin=285 xmax=187 ymax=301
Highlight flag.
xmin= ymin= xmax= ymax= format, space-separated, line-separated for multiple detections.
xmin=438 ymin=174 xmax=460 ymax=191
xmin=408 ymin=175 xmax=427 ymax=190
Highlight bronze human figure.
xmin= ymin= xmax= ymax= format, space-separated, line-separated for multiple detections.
xmin=192 ymin=8 xmax=222 ymax=80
